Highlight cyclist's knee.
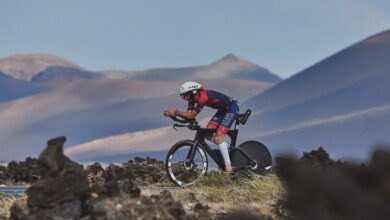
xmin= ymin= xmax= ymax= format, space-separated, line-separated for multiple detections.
xmin=214 ymin=133 xmax=225 ymax=144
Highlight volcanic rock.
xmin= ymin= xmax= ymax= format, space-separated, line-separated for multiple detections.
xmin=82 ymin=190 xmax=187 ymax=219
xmin=0 ymin=165 xmax=8 ymax=185
xmin=276 ymin=146 xmax=390 ymax=220
xmin=299 ymin=147 xmax=338 ymax=169
xmin=124 ymin=156 xmax=168 ymax=185
xmin=85 ymin=162 xmax=106 ymax=187
xmin=0 ymin=157 xmax=43 ymax=185
xmin=9 ymin=137 xmax=204 ymax=220
xmin=105 ymin=163 xmax=140 ymax=198
xmin=26 ymin=136 xmax=89 ymax=208
xmin=221 ymin=211 xmax=272 ymax=220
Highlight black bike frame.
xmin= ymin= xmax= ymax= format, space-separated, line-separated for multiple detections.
xmin=185 ymin=120 xmax=257 ymax=168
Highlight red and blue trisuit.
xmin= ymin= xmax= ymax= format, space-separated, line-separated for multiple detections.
xmin=187 ymin=89 xmax=239 ymax=135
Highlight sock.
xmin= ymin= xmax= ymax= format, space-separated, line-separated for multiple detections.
xmin=218 ymin=141 xmax=231 ymax=167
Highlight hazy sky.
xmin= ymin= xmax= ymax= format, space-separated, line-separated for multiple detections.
xmin=1 ymin=0 xmax=389 ymax=78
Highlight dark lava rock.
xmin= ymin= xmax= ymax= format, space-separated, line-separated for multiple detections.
xmin=9 ymin=137 xmax=201 ymax=220
xmin=103 ymin=163 xmax=141 ymax=198
xmin=276 ymin=146 xmax=390 ymax=220
xmin=83 ymin=157 xmax=168 ymax=188
xmin=123 ymin=156 xmax=168 ymax=185
xmin=193 ymin=203 xmax=209 ymax=212
xmin=11 ymin=198 xmax=82 ymax=220
xmin=85 ymin=162 xmax=106 ymax=187
xmin=148 ymin=190 xmax=187 ymax=219
xmin=9 ymin=199 xmax=29 ymax=219
xmin=221 ymin=211 xmax=272 ymax=220
xmin=299 ymin=147 xmax=339 ymax=169
xmin=26 ymin=136 xmax=89 ymax=209
xmin=189 ymin=203 xmax=211 ymax=220
xmin=0 ymin=165 xmax=8 ymax=185
xmin=82 ymin=190 xmax=187 ymax=220
xmin=0 ymin=157 xmax=43 ymax=185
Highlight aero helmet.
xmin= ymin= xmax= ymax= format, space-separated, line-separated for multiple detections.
xmin=179 ymin=81 xmax=202 ymax=98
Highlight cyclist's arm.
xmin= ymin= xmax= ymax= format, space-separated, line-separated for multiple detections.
xmin=176 ymin=102 xmax=204 ymax=119
xmin=175 ymin=109 xmax=198 ymax=119
xmin=175 ymin=100 xmax=204 ymax=119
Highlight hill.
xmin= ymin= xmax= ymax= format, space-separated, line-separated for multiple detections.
xmin=0 ymin=53 xmax=81 ymax=81
xmin=102 ymin=54 xmax=281 ymax=83
xmin=0 ymin=71 xmax=48 ymax=102
xmin=242 ymin=30 xmax=390 ymax=159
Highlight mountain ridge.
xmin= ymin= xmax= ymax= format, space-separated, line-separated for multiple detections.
xmin=247 ymin=30 xmax=390 ymax=111
xmin=0 ymin=53 xmax=81 ymax=81
xmin=0 ymin=53 xmax=281 ymax=84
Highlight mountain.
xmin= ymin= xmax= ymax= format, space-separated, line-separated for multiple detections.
xmin=0 ymin=53 xmax=280 ymax=87
xmin=0 ymin=53 xmax=280 ymax=85
xmin=248 ymin=30 xmax=390 ymax=111
xmin=32 ymin=66 xmax=99 ymax=87
xmin=0 ymin=71 xmax=48 ymax=102
xmin=241 ymin=30 xmax=390 ymax=159
xmin=0 ymin=53 xmax=81 ymax=81
xmin=102 ymin=54 xmax=281 ymax=83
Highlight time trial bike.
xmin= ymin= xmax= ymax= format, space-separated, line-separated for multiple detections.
xmin=165 ymin=109 xmax=272 ymax=187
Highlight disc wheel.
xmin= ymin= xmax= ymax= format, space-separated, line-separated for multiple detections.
xmin=230 ymin=141 xmax=272 ymax=175
xmin=165 ymin=140 xmax=208 ymax=187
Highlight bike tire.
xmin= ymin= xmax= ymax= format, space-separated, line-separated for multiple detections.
xmin=230 ymin=140 xmax=272 ymax=175
xmin=165 ymin=140 xmax=208 ymax=187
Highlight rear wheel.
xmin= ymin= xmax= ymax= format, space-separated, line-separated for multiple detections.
xmin=230 ymin=141 xmax=272 ymax=175
xmin=165 ymin=140 xmax=208 ymax=187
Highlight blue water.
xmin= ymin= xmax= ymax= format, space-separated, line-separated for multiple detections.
xmin=0 ymin=186 xmax=27 ymax=195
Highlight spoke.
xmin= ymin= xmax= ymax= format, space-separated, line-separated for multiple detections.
xmin=168 ymin=144 xmax=206 ymax=186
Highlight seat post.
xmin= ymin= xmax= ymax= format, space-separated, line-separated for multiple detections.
xmin=234 ymin=118 xmax=240 ymax=130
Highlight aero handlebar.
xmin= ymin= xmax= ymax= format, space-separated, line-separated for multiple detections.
xmin=170 ymin=116 xmax=199 ymax=130
xmin=170 ymin=115 xmax=196 ymax=124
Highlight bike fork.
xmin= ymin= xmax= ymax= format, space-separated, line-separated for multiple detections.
xmin=185 ymin=139 xmax=199 ymax=166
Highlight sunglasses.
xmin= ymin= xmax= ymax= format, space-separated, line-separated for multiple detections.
xmin=180 ymin=92 xmax=193 ymax=100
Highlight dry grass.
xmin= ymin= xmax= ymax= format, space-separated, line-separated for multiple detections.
xmin=143 ymin=171 xmax=286 ymax=218
xmin=0 ymin=194 xmax=26 ymax=219
xmin=193 ymin=171 xmax=284 ymax=202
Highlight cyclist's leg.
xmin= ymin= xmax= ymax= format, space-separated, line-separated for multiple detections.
xmin=205 ymin=110 xmax=224 ymax=141
xmin=214 ymin=102 xmax=239 ymax=171
xmin=214 ymin=102 xmax=240 ymax=143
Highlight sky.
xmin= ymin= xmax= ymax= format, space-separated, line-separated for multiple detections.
xmin=1 ymin=0 xmax=389 ymax=78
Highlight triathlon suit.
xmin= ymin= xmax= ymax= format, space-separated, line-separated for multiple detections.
xmin=187 ymin=89 xmax=239 ymax=135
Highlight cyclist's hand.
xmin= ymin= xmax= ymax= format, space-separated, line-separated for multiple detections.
xmin=163 ymin=108 xmax=177 ymax=117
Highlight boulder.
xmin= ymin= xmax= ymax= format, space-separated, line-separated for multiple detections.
xmin=26 ymin=136 xmax=89 ymax=208
xmin=276 ymin=146 xmax=390 ymax=220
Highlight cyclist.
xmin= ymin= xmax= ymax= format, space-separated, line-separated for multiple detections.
xmin=163 ymin=81 xmax=239 ymax=172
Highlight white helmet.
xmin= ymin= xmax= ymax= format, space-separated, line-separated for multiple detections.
xmin=179 ymin=81 xmax=202 ymax=95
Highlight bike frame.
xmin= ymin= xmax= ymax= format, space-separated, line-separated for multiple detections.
xmin=185 ymin=119 xmax=257 ymax=169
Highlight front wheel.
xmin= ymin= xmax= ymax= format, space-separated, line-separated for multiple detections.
xmin=165 ymin=140 xmax=208 ymax=187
